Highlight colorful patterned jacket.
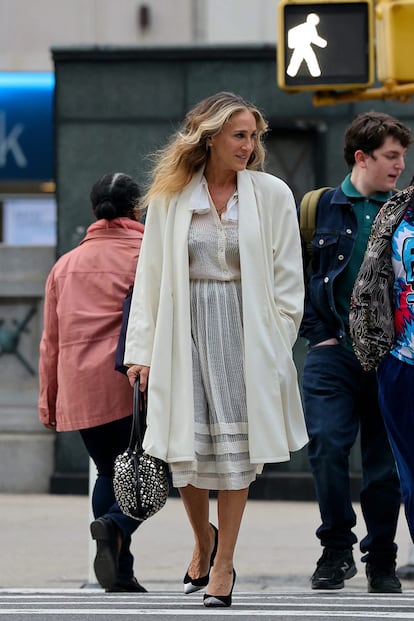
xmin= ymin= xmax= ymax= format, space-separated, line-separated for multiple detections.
xmin=350 ymin=185 xmax=414 ymax=371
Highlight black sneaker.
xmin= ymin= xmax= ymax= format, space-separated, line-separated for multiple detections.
xmin=366 ymin=562 xmax=402 ymax=593
xmin=311 ymin=548 xmax=357 ymax=590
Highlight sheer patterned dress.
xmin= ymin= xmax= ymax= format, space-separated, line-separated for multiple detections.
xmin=170 ymin=187 xmax=261 ymax=490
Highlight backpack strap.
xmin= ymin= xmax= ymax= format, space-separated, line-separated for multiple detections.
xmin=300 ymin=186 xmax=332 ymax=257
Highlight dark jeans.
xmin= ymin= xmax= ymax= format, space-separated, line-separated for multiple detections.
xmin=80 ymin=415 xmax=140 ymax=580
xmin=378 ymin=354 xmax=414 ymax=543
xmin=303 ymin=344 xmax=401 ymax=564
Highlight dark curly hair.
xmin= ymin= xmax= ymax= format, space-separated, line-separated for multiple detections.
xmin=90 ymin=173 xmax=141 ymax=220
xmin=343 ymin=112 xmax=413 ymax=167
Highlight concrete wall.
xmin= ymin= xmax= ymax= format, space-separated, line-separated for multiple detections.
xmin=0 ymin=245 xmax=55 ymax=492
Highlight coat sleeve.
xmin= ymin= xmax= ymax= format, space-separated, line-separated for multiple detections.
xmin=271 ymin=180 xmax=305 ymax=347
xmin=38 ymin=271 xmax=59 ymax=425
xmin=124 ymin=199 xmax=167 ymax=367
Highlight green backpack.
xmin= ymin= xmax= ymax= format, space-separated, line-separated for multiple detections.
xmin=299 ymin=186 xmax=332 ymax=257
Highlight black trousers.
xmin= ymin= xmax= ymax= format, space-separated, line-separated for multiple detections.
xmin=80 ymin=415 xmax=140 ymax=580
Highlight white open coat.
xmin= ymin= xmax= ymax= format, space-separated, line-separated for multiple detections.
xmin=124 ymin=168 xmax=308 ymax=464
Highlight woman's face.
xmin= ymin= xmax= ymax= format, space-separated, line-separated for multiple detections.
xmin=209 ymin=110 xmax=257 ymax=173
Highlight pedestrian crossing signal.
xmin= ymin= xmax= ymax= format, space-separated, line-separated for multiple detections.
xmin=376 ymin=0 xmax=414 ymax=83
xmin=278 ymin=0 xmax=374 ymax=92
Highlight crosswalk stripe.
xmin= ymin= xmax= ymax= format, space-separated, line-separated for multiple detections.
xmin=0 ymin=608 xmax=414 ymax=618
xmin=1 ymin=590 xmax=414 ymax=618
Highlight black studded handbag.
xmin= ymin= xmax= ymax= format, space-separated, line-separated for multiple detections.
xmin=113 ymin=380 xmax=169 ymax=521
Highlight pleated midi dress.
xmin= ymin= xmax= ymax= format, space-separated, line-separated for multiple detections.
xmin=170 ymin=195 xmax=261 ymax=490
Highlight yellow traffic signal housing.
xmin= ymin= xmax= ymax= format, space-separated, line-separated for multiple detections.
xmin=278 ymin=0 xmax=375 ymax=91
xmin=376 ymin=0 xmax=414 ymax=83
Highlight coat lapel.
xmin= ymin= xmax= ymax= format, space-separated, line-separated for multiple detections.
xmin=238 ymin=170 xmax=267 ymax=320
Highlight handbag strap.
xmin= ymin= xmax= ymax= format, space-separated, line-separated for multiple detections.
xmin=127 ymin=379 xmax=147 ymax=450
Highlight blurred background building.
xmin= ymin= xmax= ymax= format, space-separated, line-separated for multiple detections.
xmin=0 ymin=0 xmax=279 ymax=494
xmin=1 ymin=0 xmax=414 ymax=496
xmin=1 ymin=0 xmax=277 ymax=73
xmin=0 ymin=0 xmax=277 ymax=243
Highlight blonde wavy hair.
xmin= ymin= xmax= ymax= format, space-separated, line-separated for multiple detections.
xmin=143 ymin=91 xmax=268 ymax=206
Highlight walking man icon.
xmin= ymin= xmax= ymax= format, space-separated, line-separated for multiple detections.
xmin=286 ymin=13 xmax=327 ymax=78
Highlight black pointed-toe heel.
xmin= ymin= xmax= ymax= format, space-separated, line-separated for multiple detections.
xmin=183 ymin=523 xmax=218 ymax=594
xmin=203 ymin=568 xmax=236 ymax=608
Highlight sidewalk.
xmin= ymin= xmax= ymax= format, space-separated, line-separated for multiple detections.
xmin=0 ymin=494 xmax=412 ymax=592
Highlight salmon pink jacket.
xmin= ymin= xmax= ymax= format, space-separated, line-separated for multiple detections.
xmin=38 ymin=217 xmax=144 ymax=431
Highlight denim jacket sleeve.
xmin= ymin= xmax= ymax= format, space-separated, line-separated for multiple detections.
xmin=300 ymin=293 xmax=337 ymax=346
xmin=298 ymin=187 xmax=356 ymax=347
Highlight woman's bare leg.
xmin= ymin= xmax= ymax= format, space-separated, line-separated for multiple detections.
xmin=207 ymin=487 xmax=249 ymax=595
xmin=179 ymin=485 xmax=216 ymax=579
